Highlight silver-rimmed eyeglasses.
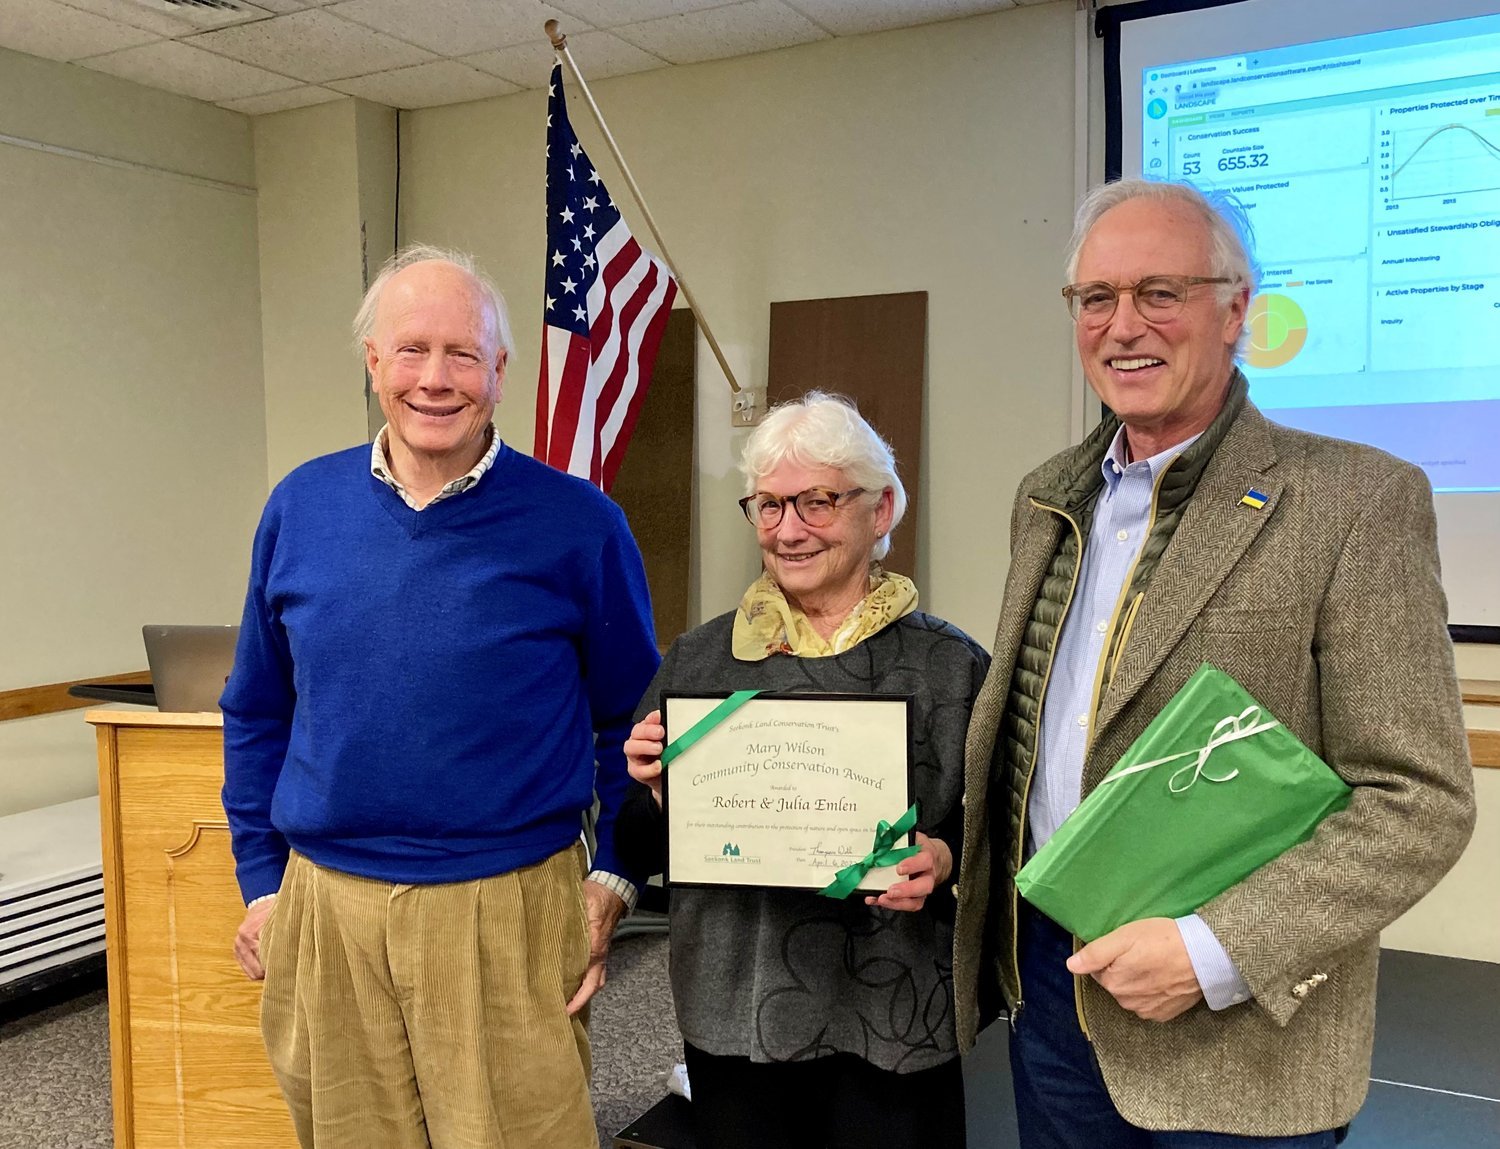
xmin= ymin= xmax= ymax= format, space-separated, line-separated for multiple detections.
xmin=739 ymin=487 xmax=866 ymax=529
xmin=1061 ymin=275 xmax=1235 ymax=325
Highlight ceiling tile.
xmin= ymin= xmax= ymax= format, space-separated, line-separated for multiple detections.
xmin=329 ymin=60 xmax=522 ymax=108
xmin=0 ymin=0 xmax=159 ymax=62
xmin=783 ymin=0 xmax=1012 ymax=36
xmin=614 ymin=0 xmax=828 ymax=65
xmin=550 ymin=0 xmax=744 ymax=29
xmin=80 ymin=37 xmax=296 ymax=100
xmin=465 ymin=30 xmax=666 ymax=89
xmin=46 ymin=0 xmax=195 ymax=36
xmin=328 ymin=0 xmax=586 ymax=58
xmin=23 ymin=0 xmax=1049 ymax=110
xmin=188 ymin=8 xmax=434 ymax=83
xmin=218 ymin=84 xmax=344 ymax=113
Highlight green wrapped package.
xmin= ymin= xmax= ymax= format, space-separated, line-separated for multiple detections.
xmin=1015 ymin=663 xmax=1352 ymax=942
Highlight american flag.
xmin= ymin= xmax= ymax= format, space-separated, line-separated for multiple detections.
xmin=534 ymin=62 xmax=678 ymax=492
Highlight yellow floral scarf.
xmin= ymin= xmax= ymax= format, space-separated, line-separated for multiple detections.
xmin=731 ymin=568 xmax=919 ymax=661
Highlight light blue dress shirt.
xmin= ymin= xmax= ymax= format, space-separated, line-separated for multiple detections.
xmin=1029 ymin=426 xmax=1250 ymax=1010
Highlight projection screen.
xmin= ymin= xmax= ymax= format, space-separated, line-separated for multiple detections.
xmin=1101 ymin=0 xmax=1500 ymax=633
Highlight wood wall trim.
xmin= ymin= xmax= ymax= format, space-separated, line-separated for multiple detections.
xmin=1 ymin=659 xmax=1485 ymax=730
xmin=1470 ymin=729 xmax=1500 ymax=771
xmin=0 ymin=671 xmax=150 ymax=723
xmin=1461 ymin=679 xmax=1500 ymax=707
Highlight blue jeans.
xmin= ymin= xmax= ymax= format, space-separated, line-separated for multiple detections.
xmin=1008 ymin=904 xmax=1346 ymax=1149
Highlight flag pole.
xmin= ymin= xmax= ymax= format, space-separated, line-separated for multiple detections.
xmin=545 ymin=20 xmax=742 ymax=394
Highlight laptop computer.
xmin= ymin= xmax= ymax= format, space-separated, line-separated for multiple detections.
xmin=141 ymin=625 xmax=240 ymax=713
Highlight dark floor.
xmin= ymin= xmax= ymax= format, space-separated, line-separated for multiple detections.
xmin=960 ymin=948 xmax=1500 ymax=1148
xmin=0 ymin=946 xmax=1495 ymax=1148
xmin=0 ymin=933 xmax=681 ymax=1149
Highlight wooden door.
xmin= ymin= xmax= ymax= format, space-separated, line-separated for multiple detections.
xmin=611 ymin=307 xmax=697 ymax=647
xmin=767 ymin=293 xmax=927 ymax=578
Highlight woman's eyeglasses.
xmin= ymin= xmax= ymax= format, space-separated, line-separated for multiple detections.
xmin=738 ymin=487 xmax=867 ymax=528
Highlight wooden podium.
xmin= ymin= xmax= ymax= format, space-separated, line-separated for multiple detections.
xmin=89 ymin=710 xmax=297 ymax=1149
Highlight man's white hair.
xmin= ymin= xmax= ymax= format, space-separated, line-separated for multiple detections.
xmin=352 ymin=243 xmax=514 ymax=355
xmin=739 ymin=391 xmax=907 ymax=562
xmin=1065 ymin=178 xmax=1260 ymax=356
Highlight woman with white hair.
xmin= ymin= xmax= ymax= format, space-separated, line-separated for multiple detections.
xmin=618 ymin=392 xmax=987 ymax=1149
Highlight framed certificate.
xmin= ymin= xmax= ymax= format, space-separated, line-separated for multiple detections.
xmin=661 ymin=691 xmax=914 ymax=893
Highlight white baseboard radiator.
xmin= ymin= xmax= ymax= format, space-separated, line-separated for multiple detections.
xmin=0 ymin=797 xmax=106 ymax=993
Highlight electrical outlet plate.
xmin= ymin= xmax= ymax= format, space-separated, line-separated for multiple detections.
xmin=730 ymin=385 xmax=766 ymax=428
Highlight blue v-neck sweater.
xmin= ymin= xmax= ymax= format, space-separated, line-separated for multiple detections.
xmin=221 ymin=442 xmax=660 ymax=904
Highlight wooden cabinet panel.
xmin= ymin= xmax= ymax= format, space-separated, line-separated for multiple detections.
xmin=93 ymin=712 xmax=297 ymax=1149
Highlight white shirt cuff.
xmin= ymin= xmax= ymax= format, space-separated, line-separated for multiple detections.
xmin=1175 ymin=913 xmax=1251 ymax=1010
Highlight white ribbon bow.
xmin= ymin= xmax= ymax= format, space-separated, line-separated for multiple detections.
xmin=1098 ymin=705 xmax=1280 ymax=794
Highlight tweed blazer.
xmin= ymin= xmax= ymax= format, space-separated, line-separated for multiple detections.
xmin=952 ymin=398 xmax=1476 ymax=1135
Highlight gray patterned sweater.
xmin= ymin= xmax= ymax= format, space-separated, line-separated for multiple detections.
xmin=617 ymin=609 xmax=988 ymax=1073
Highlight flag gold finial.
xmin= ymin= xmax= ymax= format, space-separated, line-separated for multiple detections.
xmin=545 ymin=20 xmax=567 ymax=50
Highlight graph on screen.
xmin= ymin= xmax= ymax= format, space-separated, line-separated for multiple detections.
xmin=1391 ymin=118 xmax=1500 ymax=201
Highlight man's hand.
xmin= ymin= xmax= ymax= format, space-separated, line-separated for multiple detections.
xmin=865 ymin=832 xmax=952 ymax=913
xmin=1066 ymin=917 xmax=1204 ymax=1022
xmin=566 ymin=880 xmax=628 ymax=1015
xmin=624 ymin=710 xmax=665 ymax=807
xmin=233 ymin=896 xmax=277 ymax=981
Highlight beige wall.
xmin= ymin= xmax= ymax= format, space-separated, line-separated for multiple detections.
xmin=1382 ymin=643 xmax=1500 ymax=961
xmin=254 ymin=100 xmax=381 ymax=485
xmin=355 ymin=101 xmax=399 ymax=440
xmin=0 ymin=48 xmax=266 ymax=816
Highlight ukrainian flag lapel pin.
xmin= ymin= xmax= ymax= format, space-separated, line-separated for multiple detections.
xmin=1240 ymin=488 xmax=1268 ymax=510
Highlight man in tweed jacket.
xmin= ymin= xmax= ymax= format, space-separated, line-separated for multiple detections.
xmin=952 ymin=179 xmax=1475 ymax=1146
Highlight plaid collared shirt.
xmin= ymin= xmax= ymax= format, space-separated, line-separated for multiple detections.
xmin=363 ymin=425 xmax=638 ymax=912
xmin=368 ymin=424 xmax=502 ymax=509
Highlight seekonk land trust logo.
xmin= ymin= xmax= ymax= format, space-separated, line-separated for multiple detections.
xmin=705 ymin=842 xmax=757 ymax=864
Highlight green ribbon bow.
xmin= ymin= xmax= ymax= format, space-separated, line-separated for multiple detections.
xmin=816 ymin=802 xmax=922 ymax=900
xmin=659 ymin=690 xmax=762 ymax=768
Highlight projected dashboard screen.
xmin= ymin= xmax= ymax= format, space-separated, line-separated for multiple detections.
xmin=1133 ymin=12 xmax=1500 ymax=496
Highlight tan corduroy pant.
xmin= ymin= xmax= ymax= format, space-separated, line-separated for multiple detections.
xmin=259 ymin=845 xmax=597 ymax=1149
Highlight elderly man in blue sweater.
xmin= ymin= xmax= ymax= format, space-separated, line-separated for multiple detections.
xmin=220 ymin=244 xmax=659 ymax=1149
